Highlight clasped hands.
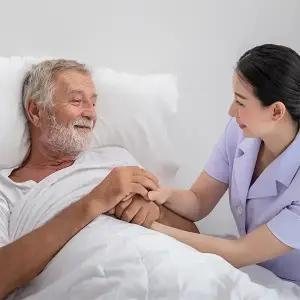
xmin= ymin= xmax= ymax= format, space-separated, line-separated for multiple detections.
xmin=87 ymin=166 xmax=172 ymax=228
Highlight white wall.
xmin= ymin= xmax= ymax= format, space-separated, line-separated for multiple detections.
xmin=1 ymin=0 xmax=299 ymax=235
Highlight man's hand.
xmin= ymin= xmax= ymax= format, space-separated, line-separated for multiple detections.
xmin=86 ymin=166 xmax=159 ymax=218
xmin=108 ymin=195 xmax=160 ymax=228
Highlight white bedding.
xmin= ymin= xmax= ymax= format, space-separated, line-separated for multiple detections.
xmin=6 ymin=147 xmax=300 ymax=299
xmin=241 ymin=265 xmax=300 ymax=297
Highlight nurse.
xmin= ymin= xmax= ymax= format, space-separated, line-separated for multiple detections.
xmin=149 ymin=44 xmax=300 ymax=284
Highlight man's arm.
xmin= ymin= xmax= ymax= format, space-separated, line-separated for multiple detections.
xmin=0 ymin=166 xmax=158 ymax=299
xmin=0 ymin=198 xmax=93 ymax=299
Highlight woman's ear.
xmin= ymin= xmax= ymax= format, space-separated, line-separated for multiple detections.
xmin=272 ymin=101 xmax=286 ymax=122
xmin=26 ymin=99 xmax=41 ymax=127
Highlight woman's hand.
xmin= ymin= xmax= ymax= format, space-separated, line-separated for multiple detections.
xmin=148 ymin=186 xmax=173 ymax=205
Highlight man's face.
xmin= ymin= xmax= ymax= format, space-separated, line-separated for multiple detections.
xmin=39 ymin=70 xmax=97 ymax=156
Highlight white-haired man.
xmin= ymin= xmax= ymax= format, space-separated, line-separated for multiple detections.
xmin=0 ymin=59 xmax=198 ymax=298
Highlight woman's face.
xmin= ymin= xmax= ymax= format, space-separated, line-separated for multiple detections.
xmin=229 ymin=72 xmax=277 ymax=138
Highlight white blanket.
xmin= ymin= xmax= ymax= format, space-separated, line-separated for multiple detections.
xmin=7 ymin=148 xmax=300 ymax=299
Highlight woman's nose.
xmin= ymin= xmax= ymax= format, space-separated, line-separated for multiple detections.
xmin=228 ymin=102 xmax=238 ymax=118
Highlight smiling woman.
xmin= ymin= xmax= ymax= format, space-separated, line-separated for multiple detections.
xmin=149 ymin=44 xmax=300 ymax=285
xmin=229 ymin=45 xmax=300 ymax=140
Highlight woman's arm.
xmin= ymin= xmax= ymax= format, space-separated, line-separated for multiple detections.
xmin=150 ymin=172 xmax=228 ymax=222
xmin=158 ymin=205 xmax=199 ymax=233
xmin=149 ymin=120 xmax=232 ymax=222
xmin=108 ymin=195 xmax=199 ymax=233
xmin=151 ymin=222 xmax=292 ymax=268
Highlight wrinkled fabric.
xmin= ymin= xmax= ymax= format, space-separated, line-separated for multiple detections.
xmin=7 ymin=147 xmax=300 ymax=300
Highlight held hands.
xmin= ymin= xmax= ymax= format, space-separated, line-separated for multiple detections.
xmin=107 ymin=184 xmax=173 ymax=228
xmin=108 ymin=195 xmax=160 ymax=228
xmin=148 ymin=186 xmax=173 ymax=205
xmin=86 ymin=165 xmax=173 ymax=228
xmin=86 ymin=166 xmax=159 ymax=218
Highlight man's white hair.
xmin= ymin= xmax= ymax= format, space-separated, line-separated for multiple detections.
xmin=22 ymin=59 xmax=90 ymax=112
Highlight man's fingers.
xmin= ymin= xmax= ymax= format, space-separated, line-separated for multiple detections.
xmin=142 ymin=212 xmax=155 ymax=228
xmin=131 ymin=183 xmax=149 ymax=198
xmin=115 ymin=199 xmax=132 ymax=219
xmin=132 ymin=167 xmax=159 ymax=187
xmin=121 ymin=201 xmax=142 ymax=223
xmin=131 ymin=207 xmax=147 ymax=226
xmin=122 ymin=192 xmax=135 ymax=202
xmin=107 ymin=208 xmax=116 ymax=215
xmin=132 ymin=175 xmax=159 ymax=192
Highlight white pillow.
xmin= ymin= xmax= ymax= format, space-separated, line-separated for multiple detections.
xmin=0 ymin=57 xmax=179 ymax=182
xmin=91 ymin=68 xmax=179 ymax=183
xmin=0 ymin=57 xmax=41 ymax=170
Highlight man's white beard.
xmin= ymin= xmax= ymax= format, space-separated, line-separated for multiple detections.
xmin=41 ymin=111 xmax=94 ymax=157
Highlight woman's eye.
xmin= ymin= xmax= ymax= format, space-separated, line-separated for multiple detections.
xmin=73 ymin=98 xmax=82 ymax=103
xmin=236 ymin=100 xmax=244 ymax=106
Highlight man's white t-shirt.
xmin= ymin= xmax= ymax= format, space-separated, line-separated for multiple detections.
xmin=0 ymin=169 xmax=34 ymax=246
xmin=0 ymin=147 xmax=139 ymax=247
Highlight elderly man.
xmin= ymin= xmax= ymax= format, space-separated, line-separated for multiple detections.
xmin=0 ymin=59 xmax=198 ymax=298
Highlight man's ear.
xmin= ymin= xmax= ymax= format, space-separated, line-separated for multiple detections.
xmin=26 ymin=99 xmax=41 ymax=127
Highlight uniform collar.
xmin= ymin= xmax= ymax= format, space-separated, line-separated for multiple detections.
xmin=234 ymin=132 xmax=300 ymax=200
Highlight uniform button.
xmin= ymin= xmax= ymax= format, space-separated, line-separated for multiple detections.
xmin=236 ymin=205 xmax=243 ymax=215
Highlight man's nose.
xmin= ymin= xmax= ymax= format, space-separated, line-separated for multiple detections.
xmin=82 ymin=102 xmax=96 ymax=121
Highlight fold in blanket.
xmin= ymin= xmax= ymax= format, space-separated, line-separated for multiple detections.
xmin=8 ymin=147 xmax=300 ymax=300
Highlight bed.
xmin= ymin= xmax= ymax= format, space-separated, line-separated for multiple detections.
xmin=1 ymin=57 xmax=299 ymax=299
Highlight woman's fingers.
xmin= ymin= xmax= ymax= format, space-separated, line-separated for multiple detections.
xmin=148 ymin=188 xmax=171 ymax=204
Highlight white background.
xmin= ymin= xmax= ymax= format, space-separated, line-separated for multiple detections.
xmin=1 ymin=0 xmax=299 ymax=235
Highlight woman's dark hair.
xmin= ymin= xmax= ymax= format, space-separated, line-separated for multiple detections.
xmin=236 ymin=44 xmax=300 ymax=121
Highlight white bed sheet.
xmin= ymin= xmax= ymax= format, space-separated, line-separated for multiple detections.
xmin=218 ymin=233 xmax=300 ymax=298
xmin=5 ymin=147 xmax=300 ymax=299
xmin=241 ymin=265 xmax=300 ymax=298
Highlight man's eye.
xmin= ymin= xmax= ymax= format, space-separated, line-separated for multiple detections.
xmin=73 ymin=99 xmax=82 ymax=103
